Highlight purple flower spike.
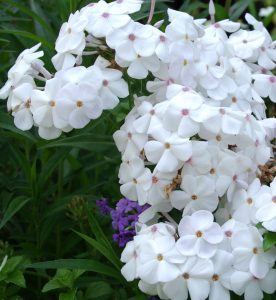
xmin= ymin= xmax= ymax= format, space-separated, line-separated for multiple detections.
xmin=97 ymin=197 xmax=149 ymax=247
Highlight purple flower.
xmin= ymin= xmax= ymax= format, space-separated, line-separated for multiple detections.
xmin=97 ymin=197 xmax=149 ymax=247
xmin=96 ymin=198 xmax=112 ymax=215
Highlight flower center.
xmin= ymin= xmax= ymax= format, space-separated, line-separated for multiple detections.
xmin=212 ymin=274 xmax=219 ymax=281
xmin=231 ymin=96 xmax=237 ymax=103
xmin=151 ymin=225 xmax=158 ymax=232
xmin=133 ymin=178 xmax=137 ymax=184
xmin=209 ymin=168 xmax=215 ymax=175
xmin=225 ymin=230 xmax=232 ymax=237
xmin=214 ymin=23 xmax=220 ymax=28
xmin=252 ymin=247 xmax=258 ymax=254
xmin=25 ymin=99 xmax=31 ymax=108
xmin=191 ymin=195 xmax=198 ymax=200
xmin=272 ymin=196 xmax=276 ymax=204
xmin=49 ymin=100 xmax=55 ymax=107
xmin=127 ymin=132 xmax=132 ymax=139
xmin=219 ymin=108 xmax=225 ymax=115
xmin=152 ymin=176 xmax=159 ymax=184
xmin=150 ymin=109 xmax=155 ymax=115
xmin=128 ymin=33 xmax=136 ymax=41
xmin=157 ymin=254 xmax=164 ymax=261
xmin=216 ymin=135 xmax=222 ymax=141
xmin=67 ymin=27 xmax=72 ymax=34
xmin=247 ymin=197 xmax=253 ymax=205
xmin=76 ymin=100 xmax=83 ymax=107
xmin=102 ymin=12 xmax=110 ymax=18
xmin=261 ymin=68 xmax=268 ymax=74
xmin=164 ymin=142 xmax=171 ymax=149
xmin=183 ymin=59 xmax=188 ymax=66
xmin=232 ymin=174 xmax=238 ymax=181
xmin=183 ymin=272 xmax=190 ymax=279
xmin=269 ymin=76 xmax=276 ymax=83
xmin=160 ymin=35 xmax=166 ymax=42
xmin=103 ymin=79 xmax=109 ymax=86
xmin=181 ymin=109 xmax=189 ymax=116
xmin=196 ymin=230 xmax=203 ymax=238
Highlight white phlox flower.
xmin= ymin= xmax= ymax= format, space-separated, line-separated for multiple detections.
xmin=231 ymin=226 xmax=276 ymax=279
xmin=176 ymin=210 xmax=223 ymax=258
xmin=255 ymin=177 xmax=276 ymax=232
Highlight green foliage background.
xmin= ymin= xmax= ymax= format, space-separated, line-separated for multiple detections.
xmin=0 ymin=0 xmax=275 ymax=299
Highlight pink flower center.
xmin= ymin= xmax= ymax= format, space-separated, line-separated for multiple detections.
xmin=219 ymin=108 xmax=225 ymax=115
xmin=225 ymin=230 xmax=232 ymax=237
xmin=103 ymin=79 xmax=109 ymax=86
xmin=102 ymin=12 xmax=109 ymax=18
xmin=151 ymin=225 xmax=158 ymax=232
xmin=272 ymin=196 xmax=276 ymax=203
xmin=261 ymin=68 xmax=268 ymax=74
xmin=152 ymin=176 xmax=158 ymax=184
xmin=269 ymin=76 xmax=276 ymax=83
xmin=159 ymin=35 xmax=166 ymax=42
xmin=214 ymin=23 xmax=220 ymax=28
xmin=117 ymin=0 xmax=123 ymax=3
xmin=181 ymin=108 xmax=189 ymax=116
xmin=128 ymin=33 xmax=136 ymax=41
xmin=127 ymin=132 xmax=132 ymax=139
xmin=232 ymin=175 xmax=238 ymax=181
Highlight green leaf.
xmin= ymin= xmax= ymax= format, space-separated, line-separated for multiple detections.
xmin=0 ymin=0 xmax=55 ymax=38
xmin=0 ymin=111 xmax=37 ymax=143
xmin=5 ymin=270 xmax=26 ymax=288
xmin=0 ymin=196 xmax=31 ymax=230
xmin=37 ymin=148 xmax=70 ymax=189
xmin=85 ymin=282 xmax=113 ymax=299
xmin=42 ymin=269 xmax=84 ymax=292
xmin=59 ymin=289 xmax=77 ymax=300
xmin=229 ymin=0 xmax=249 ymax=21
xmin=74 ymin=231 xmax=121 ymax=271
xmin=0 ymin=29 xmax=54 ymax=50
xmin=84 ymin=205 xmax=121 ymax=269
xmin=263 ymin=232 xmax=276 ymax=251
xmin=26 ymin=259 xmax=123 ymax=281
xmin=39 ymin=133 xmax=114 ymax=151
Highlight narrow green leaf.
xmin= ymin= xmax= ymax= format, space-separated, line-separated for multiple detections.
xmin=85 ymin=204 xmax=120 ymax=267
xmin=0 ymin=0 xmax=55 ymax=37
xmin=0 ymin=196 xmax=31 ymax=229
xmin=26 ymin=259 xmax=123 ymax=281
xmin=229 ymin=0 xmax=249 ymax=21
xmin=74 ymin=231 xmax=121 ymax=271
xmin=0 ymin=29 xmax=54 ymax=50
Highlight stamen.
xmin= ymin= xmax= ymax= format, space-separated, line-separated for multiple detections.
xmin=196 ymin=230 xmax=203 ymax=238
xmin=76 ymin=100 xmax=83 ymax=107
xmin=212 ymin=274 xmax=219 ymax=281
xmin=157 ymin=254 xmax=163 ymax=261
xmin=183 ymin=272 xmax=190 ymax=279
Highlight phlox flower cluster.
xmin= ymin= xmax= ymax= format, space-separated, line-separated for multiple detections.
xmin=0 ymin=0 xmax=275 ymax=299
